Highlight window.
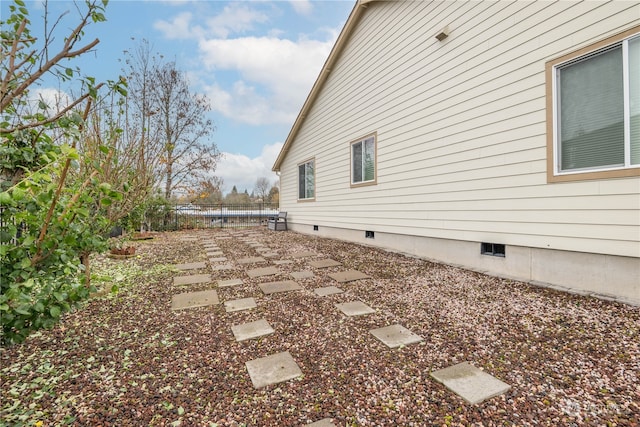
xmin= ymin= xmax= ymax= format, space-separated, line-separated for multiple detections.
xmin=547 ymin=27 xmax=639 ymax=182
xmin=351 ymin=133 xmax=377 ymax=186
xmin=298 ymin=159 xmax=315 ymax=200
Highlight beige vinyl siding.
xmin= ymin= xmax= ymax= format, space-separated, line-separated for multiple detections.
xmin=279 ymin=0 xmax=640 ymax=258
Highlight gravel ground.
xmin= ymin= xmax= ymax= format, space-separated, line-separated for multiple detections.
xmin=1 ymin=228 xmax=639 ymax=426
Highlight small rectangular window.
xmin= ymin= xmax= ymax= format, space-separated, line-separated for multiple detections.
xmin=547 ymin=27 xmax=640 ymax=182
xmin=298 ymin=159 xmax=315 ymax=200
xmin=351 ymin=133 xmax=377 ymax=186
xmin=365 ymin=230 xmax=375 ymax=239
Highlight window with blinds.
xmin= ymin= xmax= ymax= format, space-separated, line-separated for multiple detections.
xmin=553 ymin=32 xmax=639 ymax=176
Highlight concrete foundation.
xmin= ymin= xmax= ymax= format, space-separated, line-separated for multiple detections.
xmin=289 ymin=223 xmax=640 ymax=305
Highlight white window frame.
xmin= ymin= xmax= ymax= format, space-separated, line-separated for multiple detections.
xmin=350 ymin=132 xmax=377 ymax=187
xmin=546 ymin=26 xmax=640 ymax=183
xmin=297 ymin=158 xmax=315 ymax=201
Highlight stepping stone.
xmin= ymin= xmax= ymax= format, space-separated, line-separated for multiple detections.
xmin=171 ymin=289 xmax=219 ymax=310
xmin=224 ymin=297 xmax=257 ymax=313
xmin=245 ymin=351 xmax=303 ymax=389
xmin=370 ymin=324 xmax=424 ymax=348
xmin=209 ymin=257 xmax=228 ymax=262
xmin=173 ymin=274 xmax=211 ymax=286
xmin=218 ymin=278 xmax=244 ymax=287
xmin=263 ymin=252 xmax=280 ymax=258
xmin=328 ymin=270 xmax=370 ymax=283
xmin=290 ymin=270 xmax=314 ymax=280
xmin=314 ymin=286 xmax=344 ymax=296
xmin=237 ymin=257 xmax=266 ymax=265
xmin=309 ymin=259 xmax=341 ymax=269
xmin=306 ymin=419 xmax=336 ymax=427
xmin=273 ymin=260 xmax=293 ymax=265
xmin=212 ymin=264 xmax=234 ymax=271
xmin=247 ymin=266 xmax=279 ymax=278
xmin=336 ymin=301 xmax=375 ymax=316
xmin=207 ymin=251 xmax=224 ymax=257
xmin=231 ymin=318 xmax=275 ymax=342
xmin=258 ymin=280 xmax=302 ymax=295
xmin=430 ymin=362 xmax=511 ymax=405
xmin=255 ymin=247 xmax=271 ymax=253
xmin=290 ymin=251 xmax=317 ymax=259
xmin=175 ymin=261 xmax=207 ymax=271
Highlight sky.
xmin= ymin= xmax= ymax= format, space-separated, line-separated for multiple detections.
xmin=2 ymin=0 xmax=355 ymax=194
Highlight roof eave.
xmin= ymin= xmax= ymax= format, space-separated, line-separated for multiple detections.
xmin=272 ymin=0 xmax=377 ymax=172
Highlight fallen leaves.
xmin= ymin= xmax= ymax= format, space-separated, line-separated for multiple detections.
xmin=1 ymin=228 xmax=639 ymax=426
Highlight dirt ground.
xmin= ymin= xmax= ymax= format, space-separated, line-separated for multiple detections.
xmin=1 ymin=227 xmax=639 ymax=426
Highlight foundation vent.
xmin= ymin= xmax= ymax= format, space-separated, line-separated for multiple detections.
xmin=481 ymin=242 xmax=505 ymax=257
xmin=365 ymin=230 xmax=375 ymax=239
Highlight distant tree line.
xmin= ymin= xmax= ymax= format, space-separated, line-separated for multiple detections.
xmin=184 ymin=177 xmax=279 ymax=205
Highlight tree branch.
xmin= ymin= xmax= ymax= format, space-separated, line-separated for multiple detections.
xmin=0 ymin=83 xmax=103 ymax=134
xmin=33 ymin=97 xmax=93 ymax=263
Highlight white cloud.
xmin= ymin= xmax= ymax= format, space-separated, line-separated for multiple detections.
xmin=199 ymin=35 xmax=334 ymax=124
xmin=213 ymin=142 xmax=283 ymax=194
xmin=205 ymin=4 xmax=269 ymax=38
xmin=154 ymin=4 xmax=268 ymax=40
xmin=154 ymin=12 xmax=203 ymax=40
xmin=153 ymin=2 xmax=342 ymax=130
xmin=289 ymin=0 xmax=313 ymax=16
xmin=204 ymin=81 xmax=295 ymax=126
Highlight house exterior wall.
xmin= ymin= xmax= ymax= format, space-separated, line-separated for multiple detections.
xmin=278 ymin=0 xmax=640 ymax=303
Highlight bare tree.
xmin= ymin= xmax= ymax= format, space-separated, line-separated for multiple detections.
xmin=192 ymin=176 xmax=224 ymax=204
xmin=118 ymin=40 xmax=163 ymax=191
xmin=151 ymin=62 xmax=220 ymax=199
xmin=268 ymin=184 xmax=280 ymax=205
xmin=254 ymin=177 xmax=270 ymax=202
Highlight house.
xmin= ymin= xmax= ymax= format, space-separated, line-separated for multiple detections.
xmin=272 ymin=0 xmax=640 ymax=304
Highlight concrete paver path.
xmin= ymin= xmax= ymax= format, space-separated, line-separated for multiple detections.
xmin=169 ymin=232 xmax=512 ymax=411
xmin=171 ymin=290 xmax=219 ymax=310
xmin=290 ymin=270 xmax=314 ymax=280
xmin=370 ymin=324 xmax=424 ymax=348
xmin=245 ymin=351 xmax=303 ymax=389
xmin=336 ymin=301 xmax=376 ymax=316
xmin=314 ymin=286 xmax=344 ymax=296
xmin=328 ymin=270 xmax=370 ymax=283
xmin=430 ymin=362 xmax=511 ymax=405
xmin=174 ymin=261 xmax=207 ymax=271
xmin=309 ymin=259 xmax=341 ymax=268
xmin=218 ymin=278 xmax=243 ymax=288
xmin=231 ymin=318 xmax=275 ymax=342
xmin=224 ymin=297 xmax=257 ymax=313
xmin=258 ymin=280 xmax=302 ymax=295
xmin=173 ymin=274 xmax=211 ymax=286
xmin=247 ymin=266 xmax=279 ymax=278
